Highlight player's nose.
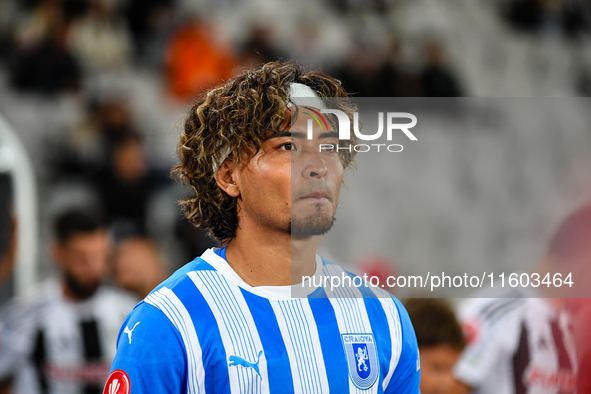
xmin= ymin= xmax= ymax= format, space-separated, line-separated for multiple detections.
xmin=300 ymin=151 xmax=328 ymax=179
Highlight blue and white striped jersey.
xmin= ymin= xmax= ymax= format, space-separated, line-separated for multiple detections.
xmin=106 ymin=248 xmax=420 ymax=394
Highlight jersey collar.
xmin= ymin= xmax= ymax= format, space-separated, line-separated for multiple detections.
xmin=198 ymin=248 xmax=324 ymax=300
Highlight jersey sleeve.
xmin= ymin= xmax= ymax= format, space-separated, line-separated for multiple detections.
xmin=385 ymin=298 xmax=421 ymax=394
xmin=105 ymin=301 xmax=187 ymax=394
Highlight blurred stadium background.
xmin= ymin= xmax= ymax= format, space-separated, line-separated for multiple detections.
xmin=1 ymin=0 xmax=591 ymax=297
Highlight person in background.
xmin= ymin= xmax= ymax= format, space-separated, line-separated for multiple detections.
xmin=164 ymin=16 xmax=235 ymax=100
xmin=0 ymin=210 xmax=137 ymax=394
xmin=112 ymin=235 xmax=168 ymax=299
xmin=67 ymin=0 xmax=132 ymax=72
xmin=93 ymin=132 xmax=169 ymax=234
xmin=420 ymin=39 xmax=462 ymax=98
xmin=9 ymin=7 xmax=81 ymax=95
xmin=405 ymin=298 xmax=465 ymax=394
xmin=452 ymin=206 xmax=588 ymax=394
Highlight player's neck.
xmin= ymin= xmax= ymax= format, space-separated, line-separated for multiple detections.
xmin=225 ymin=223 xmax=317 ymax=287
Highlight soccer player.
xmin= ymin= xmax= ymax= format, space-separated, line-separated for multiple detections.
xmin=0 ymin=210 xmax=137 ymax=394
xmin=452 ymin=206 xmax=588 ymax=394
xmin=105 ymin=62 xmax=420 ymax=393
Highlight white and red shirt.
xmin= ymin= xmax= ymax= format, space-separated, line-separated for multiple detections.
xmin=455 ymin=288 xmax=578 ymax=394
xmin=0 ymin=278 xmax=137 ymax=394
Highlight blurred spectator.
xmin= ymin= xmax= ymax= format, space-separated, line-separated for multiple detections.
xmin=286 ymin=22 xmax=326 ymax=71
xmin=504 ymin=0 xmax=590 ymax=39
xmin=46 ymin=98 xmax=171 ymax=235
xmin=562 ymin=0 xmax=591 ymax=39
xmin=92 ymin=98 xmax=136 ymax=146
xmin=420 ymin=39 xmax=462 ymax=97
xmin=124 ymin=0 xmax=176 ymax=60
xmin=93 ymin=132 xmax=169 ymax=234
xmin=112 ymin=235 xmax=167 ymax=298
xmin=405 ymin=298 xmax=465 ymax=394
xmin=9 ymin=2 xmax=81 ymax=95
xmin=48 ymin=98 xmax=137 ymax=181
xmin=67 ymin=0 xmax=132 ymax=71
xmin=165 ymin=17 xmax=235 ymax=100
xmin=11 ymin=0 xmax=62 ymax=52
xmin=335 ymin=42 xmax=390 ymax=97
xmin=0 ymin=210 xmax=137 ymax=394
xmin=336 ymin=38 xmax=434 ymax=97
xmin=238 ymin=25 xmax=284 ymax=69
xmin=505 ymin=0 xmax=547 ymax=33
xmin=452 ymin=206 xmax=590 ymax=394
xmin=379 ymin=37 xmax=423 ymax=97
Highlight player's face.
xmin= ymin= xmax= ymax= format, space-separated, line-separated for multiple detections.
xmin=288 ymin=108 xmax=343 ymax=237
xmin=234 ymin=107 xmax=343 ymax=238
xmin=55 ymin=230 xmax=110 ymax=299
xmin=114 ymin=238 xmax=162 ymax=296
xmin=418 ymin=345 xmax=462 ymax=394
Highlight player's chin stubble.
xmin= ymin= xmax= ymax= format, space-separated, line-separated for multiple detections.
xmin=288 ymin=211 xmax=336 ymax=237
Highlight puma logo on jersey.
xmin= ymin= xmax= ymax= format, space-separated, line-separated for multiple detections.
xmin=228 ymin=351 xmax=263 ymax=379
xmin=123 ymin=322 xmax=140 ymax=344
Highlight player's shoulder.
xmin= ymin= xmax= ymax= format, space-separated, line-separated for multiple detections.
xmin=114 ymin=295 xmax=184 ymax=357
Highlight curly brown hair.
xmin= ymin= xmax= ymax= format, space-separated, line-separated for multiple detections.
xmin=172 ymin=62 xmax=357 ymax=244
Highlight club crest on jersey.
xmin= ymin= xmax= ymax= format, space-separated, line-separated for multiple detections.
xmin=342 ymin=334 xmax=378 ymax=389
xmin=102 ymin=370 xmax=130 ymax=394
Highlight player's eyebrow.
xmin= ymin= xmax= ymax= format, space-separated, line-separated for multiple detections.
xmin=264 ymin=131 xmax=304 ymax=140
xmin=264 ymin=130 xmax=339 ymax=140
xmin=318 ymin=131 xmax=339 ymax=139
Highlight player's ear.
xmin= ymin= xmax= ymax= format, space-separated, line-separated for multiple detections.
xmin=216 ymin=161 xmax=240 ymax=198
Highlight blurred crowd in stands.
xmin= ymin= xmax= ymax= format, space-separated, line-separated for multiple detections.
xmin=0 ymin=0 xmax=468 ymax=99
xmin=2 ymin=0 xmax=588 ymax=266
xmin=1 ymin=0 xmax=590 ymax=101
xmin=0 ymin=0 xmax=478 ymax=279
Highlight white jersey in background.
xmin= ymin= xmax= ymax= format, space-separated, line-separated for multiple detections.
xmin=454 ymin=288 xmax=578 ymax=394
xmin=0 ymin=278 xmax=137 ymax=394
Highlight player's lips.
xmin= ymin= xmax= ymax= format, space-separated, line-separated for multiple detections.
xmin=298 ymin=191 xmax=332 ymax=201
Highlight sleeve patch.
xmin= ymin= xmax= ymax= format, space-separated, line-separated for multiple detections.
xmin=103 ymin=369 xmax=130 ymax=394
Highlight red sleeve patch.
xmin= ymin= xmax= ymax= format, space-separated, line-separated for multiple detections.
xmin=103 ymin=369 xmax=130 ymax=394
